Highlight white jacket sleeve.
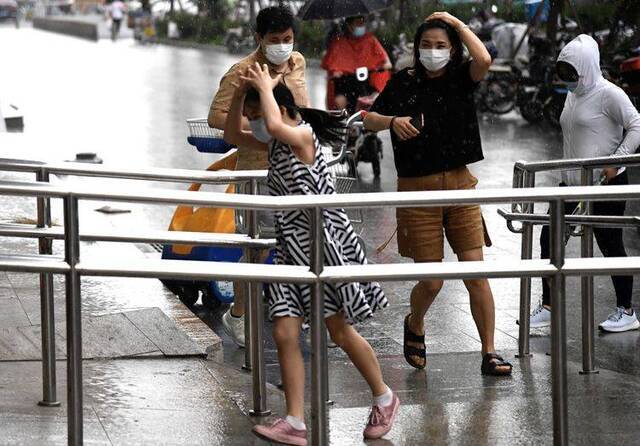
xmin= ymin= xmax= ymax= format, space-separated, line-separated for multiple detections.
xmin=603 ymin=86 xmax=640 ymax=155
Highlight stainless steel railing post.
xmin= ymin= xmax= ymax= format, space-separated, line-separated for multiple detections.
xmin=36 ymin=169 xmax=60 ymax=407
xmin=549 ymin=199 xmax=568 ymax=446
xmin=579 ymin=168 xmax=598 ymax=375
xmin=517 ymin=171 xmax=535 ymax=357
xmin=63 ymin=195 xmax=83 ymax=446
xmin=310 ymin=207 xmax=328 ymax=446
xmin=248 ymin=179 xmax=270 ymax=416
xmin=242 ymin=181 xmax=252 ymax=372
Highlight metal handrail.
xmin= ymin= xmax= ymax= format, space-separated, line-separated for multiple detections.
xmin=3 ymin=180 xmax=639 ymax=209
xmin=498 ymin=209 xmax=640 ymax=228
xmin=0 ymin=155 xmax=268 ymax=185
xmin=2 ymin=179 xmax=640 ymax=446
xmin=514 ymin=153 xmax=640 ymax=173
xmin=0 ymin=223 xmax=276 ymax=249
xmin=505 ymin=152 xmax=640 ymax=382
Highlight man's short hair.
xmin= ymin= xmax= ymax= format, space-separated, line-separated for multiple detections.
xmin=256 ymin=6 xmax=296 ymax=37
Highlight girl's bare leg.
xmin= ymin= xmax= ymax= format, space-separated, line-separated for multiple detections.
xmin=325 ymin=312 xmax=387 ymax=397
xmin=272 ymin=316 xmax=305 ymax=419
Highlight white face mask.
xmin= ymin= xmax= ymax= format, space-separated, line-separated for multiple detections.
xmin=264 ymin=43 xmax=293 ymax=65
xmin=249 ymin=118 xmax=272 ymax=143
xmin=352 ymin=26 xmax=366 ymax=37
xmin=419 ymin=48 xmax=451 ymax=72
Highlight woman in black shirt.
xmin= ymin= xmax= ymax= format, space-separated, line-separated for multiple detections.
xmin=365 ymin=12 xmax=511 ymax=376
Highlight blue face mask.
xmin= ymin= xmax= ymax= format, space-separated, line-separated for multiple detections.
xmin=566 ymin=81 xmax=578 ymax=92
xmin=352 ymin=26 xmax=366 ymax=38
xmin=249 ymin=118 xmax=272 ymax=143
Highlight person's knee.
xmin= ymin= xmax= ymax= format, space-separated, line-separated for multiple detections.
xmin=416 ymin=280 xmax=443 ymax=297
xmin=328 ymin=327 xmax=346 ymax=348
xmin=465 ymin=278 xmax=491 ymax=296
xmin=272 ymin=321 xmax=299 ymax=348
xmin=328 ymin=324 xmax=357 ymax=349
xmin=326 ymin=316 xmax=356 ymax=348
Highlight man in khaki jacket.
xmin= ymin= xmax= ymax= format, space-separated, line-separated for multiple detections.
xmin=208 ymin=5 xmax=310 ymax=347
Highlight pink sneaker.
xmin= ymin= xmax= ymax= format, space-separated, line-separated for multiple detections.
xmin=253 ymin=418 xmax=307 ymax=446
xmin=363 ymin=392 xmax=400 ymax=440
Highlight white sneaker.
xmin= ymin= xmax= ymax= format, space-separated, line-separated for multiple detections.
xmin=222 ymin=305 xmax=245 ymax=348
xmin=529 ymin=304 xmax=552 ymax=329
xmin=598 ymin=307 xmax=640 ymax=333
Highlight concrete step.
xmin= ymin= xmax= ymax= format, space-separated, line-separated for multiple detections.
xmin=0 ymin=307 xmax=206 ymax=361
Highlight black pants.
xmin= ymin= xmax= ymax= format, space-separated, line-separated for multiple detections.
xmin=540 ymin=171 xmax=633 ymax=308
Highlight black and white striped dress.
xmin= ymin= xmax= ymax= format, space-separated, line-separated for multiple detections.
xmin=266 ymin=122 xmax=388 ymax=324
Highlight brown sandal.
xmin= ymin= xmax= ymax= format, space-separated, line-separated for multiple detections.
xmin=481 ymin=353 xmax=512 ymax=376
xmin=403 ymin=314 xmax=426 ymax=370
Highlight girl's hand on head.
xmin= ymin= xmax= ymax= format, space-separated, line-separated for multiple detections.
xmin=392 ymin=116 xmax=420 ymax=141
xmin=426 ymin=11 xmax=464 ymax=31
xmin=241 ymin=62 xmax=282 ymax=92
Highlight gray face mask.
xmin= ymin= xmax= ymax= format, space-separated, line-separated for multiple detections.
xmin=249 ymin=118 xmax=272 ymax=143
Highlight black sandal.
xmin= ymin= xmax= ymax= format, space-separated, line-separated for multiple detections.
xmin=481 ymin=353 xmax=513 ymax=376
xmin=403 ymin=314 xmax=426 ymax=370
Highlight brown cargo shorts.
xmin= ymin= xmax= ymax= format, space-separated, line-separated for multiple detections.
xmin=396 ymin=166 xmax=491 ymax=262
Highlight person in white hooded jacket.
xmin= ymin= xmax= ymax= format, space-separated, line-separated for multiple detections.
xmin=529 ymin=34 xmax=640 ymax=333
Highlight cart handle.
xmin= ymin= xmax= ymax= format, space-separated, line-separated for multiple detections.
xmin=326 ymin=111 xmax=364 ymax=168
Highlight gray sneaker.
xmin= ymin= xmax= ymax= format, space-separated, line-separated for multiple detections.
xmin=529 ymin=303 xmax=551 ymax=329
xmin=599 ymin=307 xmax=640 ymax=333
xmin=222 ymin=305 xmax=245 ymax=348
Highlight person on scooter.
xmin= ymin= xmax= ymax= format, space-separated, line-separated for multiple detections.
xmin=321 ymin=15 xmax=392 ymax=111
xmin=528 ymin=34 xmax=640 ymax=333
xmin=208 ymin=5 xmax=310 ymax=348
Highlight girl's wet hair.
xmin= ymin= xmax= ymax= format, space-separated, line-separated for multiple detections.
xmin=413 ymin=19 xmax=465 ymax=77
xmin=245 ymin=84 xmax=347 ymax=148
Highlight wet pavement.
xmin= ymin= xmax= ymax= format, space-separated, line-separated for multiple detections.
xmin=1 ymin=25 xmax=640 ymax=444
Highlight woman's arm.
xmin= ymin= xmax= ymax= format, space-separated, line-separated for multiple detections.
xmin=223 ymin=80 xmax=268 ymax=152
xmin=602 ymin=86 xmax=640 ymax=181
xmin=243 ymin=63 xmax=315 ymax=163
xmin=364 ymin=112 xmax=420 ymax=141
xmin=426 ymin=12 xmax=492 ymax=82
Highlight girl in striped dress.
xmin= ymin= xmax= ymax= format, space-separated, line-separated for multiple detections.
xmin=224 ymin=63 xmax=399 ymax=445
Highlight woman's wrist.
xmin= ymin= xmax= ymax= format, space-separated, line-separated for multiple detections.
xmin=389 ymin=116 xmax=397 ymax=130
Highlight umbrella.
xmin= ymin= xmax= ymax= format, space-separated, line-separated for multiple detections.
xmin=298 ymin=0 xmax=390 ymax=21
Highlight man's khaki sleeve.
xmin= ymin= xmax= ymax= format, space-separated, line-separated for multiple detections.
xmin=208 ymin=66 xmax=241 ymax=128
xmin=292 ymin=55 xmax=311 ymax=108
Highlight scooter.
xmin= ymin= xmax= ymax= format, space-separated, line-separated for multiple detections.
xmin=326 ymin=67 xmax=387 ymax=177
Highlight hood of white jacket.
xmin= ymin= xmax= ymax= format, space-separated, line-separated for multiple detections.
xmin=557 ymin=34 xmax=603 ymax=96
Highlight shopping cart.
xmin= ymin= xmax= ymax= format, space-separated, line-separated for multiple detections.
xmin=186 ymin=118 xmax=235 ymax=153
xmin=161 ymin=112 xmax=365 ymax=309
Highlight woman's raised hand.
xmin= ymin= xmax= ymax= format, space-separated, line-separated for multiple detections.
xmin=392 ymin=117 xmax=420 ymax=141
xmin=425 ymin=11 xmax=465 ymax=31
xmin=240 ymin=62 xmax=283 ymax=92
